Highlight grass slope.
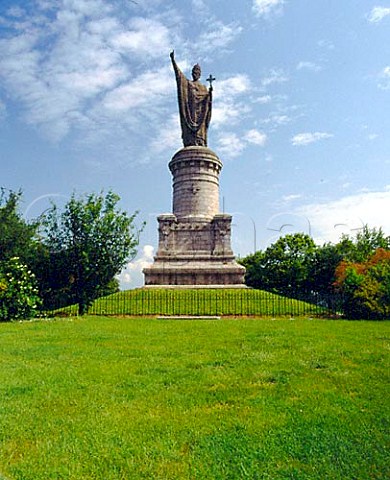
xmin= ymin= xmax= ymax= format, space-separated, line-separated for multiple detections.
xmin=0 ymin=317 xmax=389 ymax=479
xmin=51 ymin=288 xmax=326 ymax=317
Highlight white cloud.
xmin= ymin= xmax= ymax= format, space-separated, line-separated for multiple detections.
xmin=195 ymin=21 xmax=242 ymax=53
xmin=0 ymin=2 xmax=133 ymax=140
xmin=296 ymin=189 xmax=390 ymax=244
xmin=117 ymin=245 xmax=154 ymax=289
xmin=261 ymin=69 xmax=289 ymax=88
xmin=262 ymin=113 xmax=291 ymax=126
xmin=111 ymin=17 xmax=172 ymax=58
xmin=254 ymin=95 xmax=272 ymax=104
xmin=191 ymin=0 xmax=208 ymax=13
xmin=378 ymin=66 xmax=390 ymax=90
xmin=218 ymin=74 xmax=251 ymax=97
xmin=217 ymin=129 xmax=267 ymax=159
xmin=291 ymin=132 xmax=333 ymax=146
xmin=245 ymin=129 xmax=267 ymax=146
xmin=103 ymin=67 xmax=172 ymax=112
xmin=296 ymin=61 xmax=322 ymax=72
xmin=212 ymin=74 xmax=252 ymax=129
xmin=0 ymin=0 xmax=181 ymax=148
xmin=217 ymin=133 xmax=246 ymax=158
xmin=212 ymin=102 xmax=248 ymax=130
xmin=282 ymin=194 xmax=303 ymax=203
xmin=367 ymin=6 xmax=390 ymax=23
xmin=0 ymin=99 xmax=6 ymax=121
xmin=317 ymin=39 xmax=335 ymax=50
xmin=253 ymin=0 xmax=285 ymax=18
xmin=382 ymin=66 xmax=390 ymax=76
xmin=150 ymin=114 xmax=182 ymax=154
xmin=6 ymin=6 xmax=25 ymax=17
xmin=62 ymin=0 xmax=112 ymax=17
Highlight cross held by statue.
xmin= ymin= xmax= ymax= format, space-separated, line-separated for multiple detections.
xmin=206 ymin=74 xmax=216 ymax=89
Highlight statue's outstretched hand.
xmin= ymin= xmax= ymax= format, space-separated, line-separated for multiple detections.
xmin=170 ymin=50 xmax=175 ymax=60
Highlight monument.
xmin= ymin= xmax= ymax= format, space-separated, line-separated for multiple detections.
xmin=143 ymin=51 xmax=245 ymax=286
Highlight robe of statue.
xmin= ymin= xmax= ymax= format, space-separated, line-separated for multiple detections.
xmin=171 ymin=57 xmax=212 ymax=147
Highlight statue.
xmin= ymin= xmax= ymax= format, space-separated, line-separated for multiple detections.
xmin=170 ymin=50 xmax=214 ymax=147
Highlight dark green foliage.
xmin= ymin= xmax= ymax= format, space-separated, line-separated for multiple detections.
xmin=0 ymin=191 xmax=41 ymax=321
xmin=339 ymin=225 xmax=390 ymax=262
xmin=240 ymin=227 xmax=390 ymax=317
xmin=240 ymin=233 xmax=317 ymax=297
xmin=307 ymin=243 xmax=344 ymax=303
xmin=0 ymin=189 xmax=37 ymax=263
xmin=36 ymin=191 xmax=143 ymax=315
xmin=238 ymin=250 xmax=265 ymax=290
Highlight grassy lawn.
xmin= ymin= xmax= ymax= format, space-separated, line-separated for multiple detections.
xmin=0 ymin=317 xmax=388 ymax=479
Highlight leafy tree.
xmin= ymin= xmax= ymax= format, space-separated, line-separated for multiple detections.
xmin=309 ymin=226 xmax=390 ymax=297
xmin=307 ymin=243 xmax=343 ymax=294
xmin=36 ymin=191 xmax=143 ymax=315
xmin=0 ymin=189 xmax=37 ymax=262
xmin=241 ymin=233 xmax=317 ymax=297
xmin=338 ymin=225 xmax=390 ymax=263
xmin=240 ymin=226 xmax=390 ymax=314
xmin=239 ymin=250 xmax=264 ymax=289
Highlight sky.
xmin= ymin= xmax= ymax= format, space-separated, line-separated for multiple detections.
xmin=1 ymin=0 xmax=390 ymax=288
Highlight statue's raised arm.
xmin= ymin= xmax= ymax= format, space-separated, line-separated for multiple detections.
xmin=170 ymin=50 xmax=177 ymax=71
xmin=170 ymin=51 xmax=213 ymax=147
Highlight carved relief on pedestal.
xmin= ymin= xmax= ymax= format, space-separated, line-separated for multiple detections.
xmin=157 ymin=214 xmax=177 ymax=252
xmin=212 ymin=214 xmax=233 ymax=255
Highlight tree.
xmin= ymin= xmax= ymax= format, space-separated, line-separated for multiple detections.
xmin=0 ymin=189 xmax=37 ymax=262
xmin=308 ymin=226 xmax=390 ymax=297
xmin=308 ymin=243 xmax=343 ymax=293
xmin=37 ymin=191 xmax=143 ymax=315
xmin=239 ymin=250 xmax=264 ymax=290
xmin=0 ymin=189 xmax=41 ymax=320
xmin=240 ymin=226 xmax=390 ymax=314
xmin=241 ymin=233 xmax=317 ymax=297
xmin=338 ymin=225 xmax=390 ymax=263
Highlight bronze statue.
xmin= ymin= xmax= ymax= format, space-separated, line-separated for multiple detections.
xmin=170 ymin=51 xmax=214 ymax=147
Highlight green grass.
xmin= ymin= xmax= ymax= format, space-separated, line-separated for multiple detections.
xmin=0 ymin=317 xmax=389 ymax=479
xmin=50 ymin=288 xmax=327 ymax=317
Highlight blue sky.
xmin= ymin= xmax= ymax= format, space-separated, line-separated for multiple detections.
xmin=1 ymin=0 xmax=390 ymax=288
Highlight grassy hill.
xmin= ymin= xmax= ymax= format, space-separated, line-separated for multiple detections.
xmin=0 ymin=316 xmax=388 ymax=479
xmin=50 ymin=287 xmax=329 ymax=317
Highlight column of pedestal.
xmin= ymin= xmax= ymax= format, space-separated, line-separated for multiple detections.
xmin=169 ymin=146 xmax=222 ymax=220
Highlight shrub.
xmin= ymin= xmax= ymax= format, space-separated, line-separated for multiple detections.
xmin=0 ymin=257 xmax=41 ymax=321
xmin=334 ymin=248 xmax=390 ymax=319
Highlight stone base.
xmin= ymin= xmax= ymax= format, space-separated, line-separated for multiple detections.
xmin=143 ymin=212 xmax=246 ymax=286
xmin=143 ymin=260 xmax=245 ymax=286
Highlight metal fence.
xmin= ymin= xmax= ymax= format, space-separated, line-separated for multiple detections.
xmin=43 ymin=288 xmax=343 ymax=318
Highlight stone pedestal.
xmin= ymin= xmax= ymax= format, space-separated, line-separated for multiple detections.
xmin=143 ymin=147 xmax=245 ymax=286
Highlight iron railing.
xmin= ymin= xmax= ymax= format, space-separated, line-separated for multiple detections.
xmin=41 ymin=288 xmax=343 ymax=318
